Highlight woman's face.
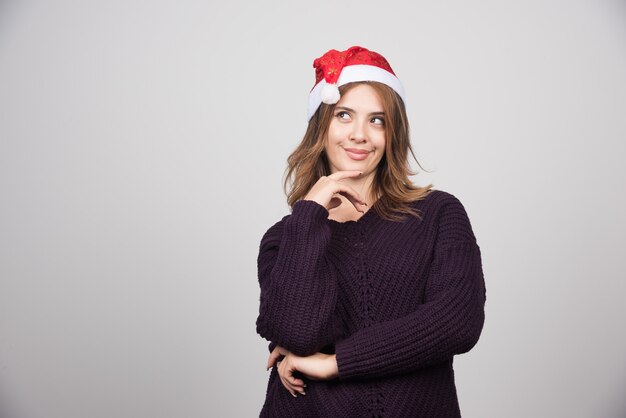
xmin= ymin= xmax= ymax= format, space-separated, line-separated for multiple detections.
xmin=324 ymin=83 xmax=386 ymax=176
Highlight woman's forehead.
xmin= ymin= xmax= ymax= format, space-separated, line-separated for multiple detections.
xmin=336 ymin=84 xmax=384 ymax=112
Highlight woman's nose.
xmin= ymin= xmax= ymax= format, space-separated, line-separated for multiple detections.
xmin=350 ymin=122 xmax=367 ymax=142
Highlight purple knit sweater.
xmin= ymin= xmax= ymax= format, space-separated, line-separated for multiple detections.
xmin=256 ymin=189 xmax=486 ymax=417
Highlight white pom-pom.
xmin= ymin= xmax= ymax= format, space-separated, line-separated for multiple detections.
xmin=320 ymin=83 xmax=340 ymax=104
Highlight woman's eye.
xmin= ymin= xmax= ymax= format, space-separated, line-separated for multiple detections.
xmin=336 ymin=111 xmax=350 ymax=120
xmin=372 ymin=117 xmax=385 ymax=125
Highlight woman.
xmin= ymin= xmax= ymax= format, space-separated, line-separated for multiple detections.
xmin=255 ymin=46 xmax=486 ymax=417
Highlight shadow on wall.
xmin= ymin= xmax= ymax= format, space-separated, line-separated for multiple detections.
xmin=0 ymin=0 xmax=20 ymax=46
xmin=606 ymin=371 xmax=626 ymax=418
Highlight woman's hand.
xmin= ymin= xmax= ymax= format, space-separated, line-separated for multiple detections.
xmin=266 ymin=345 xmax=339 ymax=397
xmin=303 ymin=171 xmax=367 ymax=213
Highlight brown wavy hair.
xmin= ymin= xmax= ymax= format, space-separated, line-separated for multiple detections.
xmin=283 ymin=81 xmax=434 ymax=222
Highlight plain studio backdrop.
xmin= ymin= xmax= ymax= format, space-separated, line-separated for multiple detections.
xmin=1 ymin=1 xmax=625 ymax=417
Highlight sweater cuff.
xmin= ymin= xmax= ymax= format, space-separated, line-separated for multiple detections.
xmin=291 ymin=199 xmax=330 ymax=223
xmin=334 ymin=336 xmax=361 ymax=380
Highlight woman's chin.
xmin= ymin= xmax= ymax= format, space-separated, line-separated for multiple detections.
xmin=339 ymin=161 xmax=366 ymax=172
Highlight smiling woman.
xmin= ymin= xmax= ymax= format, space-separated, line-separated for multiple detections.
xmin=285 ymin=77 xmax=431 ymax=223
xmin=255 ymin=46 xmax=486 ymax=418
xmin=327 ymin=86 xmax=386 ymax=177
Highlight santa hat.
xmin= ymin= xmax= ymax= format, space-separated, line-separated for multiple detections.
xmin=307 ymin=46 xmax=405 ymax=121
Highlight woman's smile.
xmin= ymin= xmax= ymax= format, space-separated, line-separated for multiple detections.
xmin=344 ymin=147 xmax=372 ymax=160
xmin=324 ymin=83 xmax=386 ymax=176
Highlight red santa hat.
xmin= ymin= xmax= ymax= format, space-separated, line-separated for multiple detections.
xmin=307 ymin=45 xmax=406 ymax=121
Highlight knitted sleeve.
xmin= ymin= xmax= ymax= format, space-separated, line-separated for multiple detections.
xmin=334 ymin=196 xmax=486 ymax=380
xmin=255 ymin=199 xmax=339 ymax=357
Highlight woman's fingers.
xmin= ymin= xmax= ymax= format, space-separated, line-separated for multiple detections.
xmin=267 ymin=345 xmax=291 ymax=370
xmin=274 ymin=351 xmax=338 ymax=397
xmin=291 ymin=376 xmax=305 ymax=387
xmin=277 ymin=356 xmax=306 ymax=397
xmin=302 ymin=171 xmax=368 ymax=212
xmin=328 ymin=171 xmax=368 ymax=210
xmin=327 ymin=170 xmax=363 ymax=181
xmin=277 ymin=361 xmax=295 ymax=396
xmin=267 ymin=350 xmax=280 ymax=370
xmin=279 ymin=371 xmax=301 ymax=397
xmin=335 ymin=184 xmax=368 ymax=213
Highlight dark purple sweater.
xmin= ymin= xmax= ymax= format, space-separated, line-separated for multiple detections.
xmin=256 ymin=189 xmax=486 ymax=417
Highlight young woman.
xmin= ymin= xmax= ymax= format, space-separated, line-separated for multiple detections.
xmin=255 ymin=46 xmax=486 ymax=417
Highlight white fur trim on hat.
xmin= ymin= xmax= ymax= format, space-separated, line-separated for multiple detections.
xmin=307 ymin=64 xmax=406 ymax=121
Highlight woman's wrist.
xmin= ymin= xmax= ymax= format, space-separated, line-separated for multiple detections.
xmin=328 ymin=354 xmax=339 ymax=379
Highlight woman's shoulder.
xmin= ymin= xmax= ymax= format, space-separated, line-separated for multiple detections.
xmin=409 ymin=188 xmax=467 ymax=212
xmin=413 ymin=188 xmax=477 ymax=243
xmin=266 ymin=213 xmax=290 ymax=231
xmin=259 ymin=211 xmax=291 ymax=247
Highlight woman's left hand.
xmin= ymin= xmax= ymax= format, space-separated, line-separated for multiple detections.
xmin=266 ymin=345 xmax=339 ymax=397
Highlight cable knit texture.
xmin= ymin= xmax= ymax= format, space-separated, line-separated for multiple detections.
xmin=256 ymin=189 xmax=486 ymax=417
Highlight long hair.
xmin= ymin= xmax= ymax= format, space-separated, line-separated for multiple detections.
xmin=283 ymin=81 xmax=434 ymax=222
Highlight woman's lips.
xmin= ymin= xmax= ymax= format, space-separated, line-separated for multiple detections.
xmin=344 ymin=148 xmax=370 ymax=161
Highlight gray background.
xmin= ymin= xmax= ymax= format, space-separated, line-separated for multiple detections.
xmin=1 ymin=0 xmax=625 ymax=417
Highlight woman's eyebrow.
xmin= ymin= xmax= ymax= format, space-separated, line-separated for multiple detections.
xmin=335 ymin=106 xmax=385 ymax=116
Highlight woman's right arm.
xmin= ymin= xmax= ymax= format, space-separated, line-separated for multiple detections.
xmin=255 ymin=199 xmax=340 ymax=357
xmin=256 ymin=171 xmax=366 ymax=357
